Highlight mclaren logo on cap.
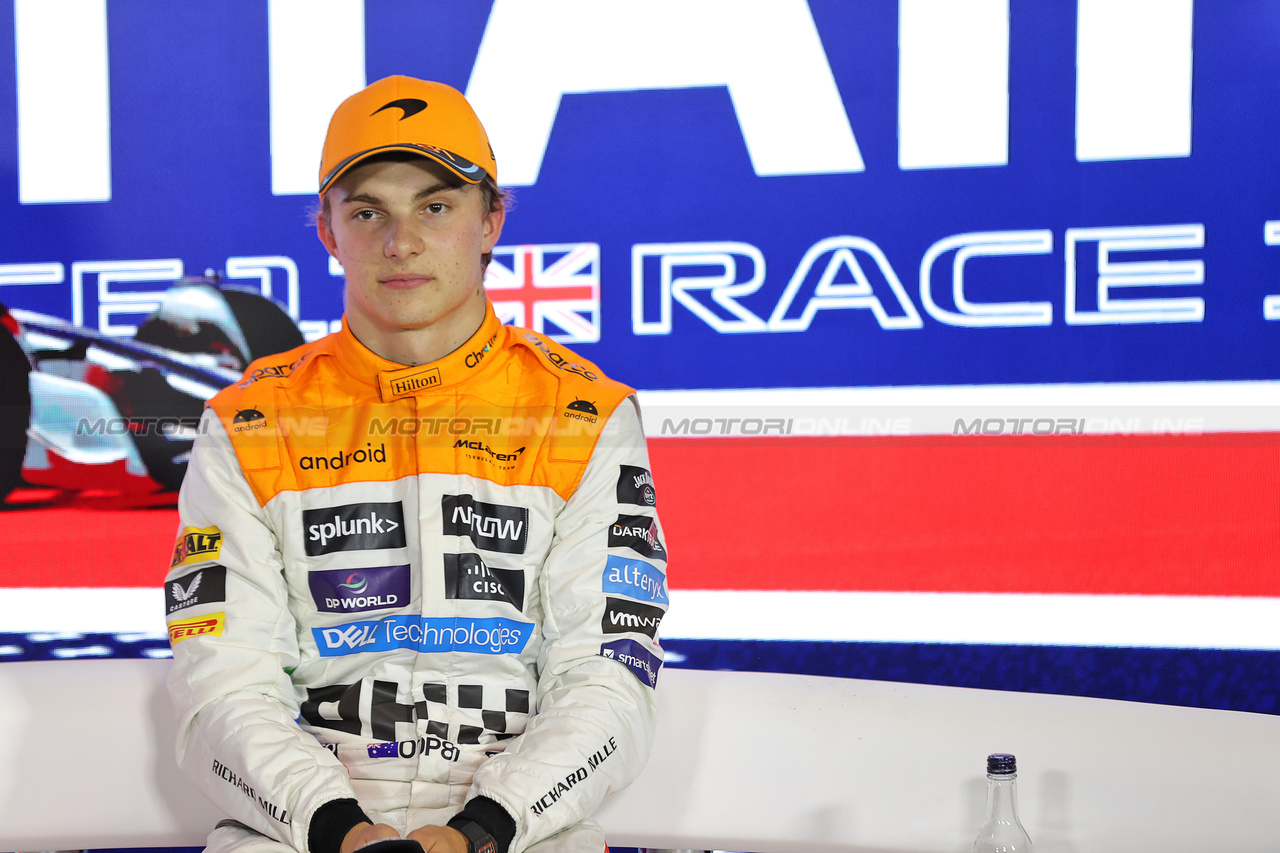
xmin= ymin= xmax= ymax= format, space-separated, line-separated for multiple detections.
xmin=373 ymin=98 xmax=428 ymax=120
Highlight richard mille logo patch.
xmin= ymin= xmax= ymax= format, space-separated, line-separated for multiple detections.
xmin=373 ymin=98 xmax=427 ymax=120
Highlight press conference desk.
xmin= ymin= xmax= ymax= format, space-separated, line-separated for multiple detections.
xmin=0 ymin=660 xmax=1277 ymax=852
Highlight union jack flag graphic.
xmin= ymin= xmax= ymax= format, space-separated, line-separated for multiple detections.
xmin=485 ymin=243 xmax=601 ymax=344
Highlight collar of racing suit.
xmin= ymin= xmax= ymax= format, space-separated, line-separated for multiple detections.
xmin=329 ymin=302 xmax=508 ymax=402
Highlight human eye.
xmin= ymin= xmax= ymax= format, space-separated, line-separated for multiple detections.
xmin=353 ymin=208 xmax=380 ymax=222
xmin=425 ymin=200 xmax=449 ymax=215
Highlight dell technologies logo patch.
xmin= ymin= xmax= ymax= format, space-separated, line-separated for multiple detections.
xmin=308 ymin=565 xmax=411 ymax=613
xmin=304 ymin=502 xmax=407 ymax=556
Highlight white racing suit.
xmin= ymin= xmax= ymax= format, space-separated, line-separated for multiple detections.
xmin=165 ymin=306 xmax=667 ymax=853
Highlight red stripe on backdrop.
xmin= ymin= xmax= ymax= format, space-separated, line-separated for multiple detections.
xmin=3 ymin=433 xmax=1278 ymax=594
xmin=647 ymin=433 xmax=1280 ymax=596
xmin=0 ymin=501 xmax=178 ymax=587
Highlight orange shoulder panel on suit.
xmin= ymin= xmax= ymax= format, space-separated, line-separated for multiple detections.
xmin=207 ymin=305 xmax=634 ymax=506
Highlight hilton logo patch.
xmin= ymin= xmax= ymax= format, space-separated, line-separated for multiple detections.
xmin=381 ymin=367 xmax=442 ymax=399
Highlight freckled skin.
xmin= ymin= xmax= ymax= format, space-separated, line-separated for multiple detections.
xmin=317 ymin=157 xmax=505 ymax=367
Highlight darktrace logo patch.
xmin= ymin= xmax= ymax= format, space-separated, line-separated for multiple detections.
xmin=166 ymin=565 xmax=227 ymax=615
xmin=304 ymin=502 xmax=406 ymax=556
xmin=308 ymin=565 xmax=411 ymax=613
xmin=616 ymin=465 xmax=656 ymax=506
xmin=442 ymin=495 xmax=529 ymax=554
xmin=444 ymin=553 xmax=526 ymax=609
xmin=608 ymin=515 xmax=666 ymax=559
xmin=601 ymin=596 xmax=664 ymax=639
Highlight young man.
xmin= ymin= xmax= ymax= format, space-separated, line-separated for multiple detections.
xmin=164 ymin=76 xmax=668 ymax=853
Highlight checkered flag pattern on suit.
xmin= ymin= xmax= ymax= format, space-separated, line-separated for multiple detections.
xmin=417 ymin=682 xmax=531 ymax=744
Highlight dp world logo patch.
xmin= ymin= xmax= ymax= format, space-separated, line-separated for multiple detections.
xmin=308 ymin=565 xmax=410 ymax=613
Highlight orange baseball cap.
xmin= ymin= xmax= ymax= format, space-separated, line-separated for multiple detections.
xmin=318 ymin=75 xmax=497 ymax=194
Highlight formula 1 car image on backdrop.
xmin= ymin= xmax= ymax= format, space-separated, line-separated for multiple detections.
xmin=0 ymin=276 xmax=304 ymax=504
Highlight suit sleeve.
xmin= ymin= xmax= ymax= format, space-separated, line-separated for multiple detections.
xmin=166 ymin=408 xmax=366 ymax=853
xmin=464 ymin=396 xmax=667 ymax=852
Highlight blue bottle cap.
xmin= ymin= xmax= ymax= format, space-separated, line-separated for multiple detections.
xmin=987 ymin=753 xmax=1017 ymax=774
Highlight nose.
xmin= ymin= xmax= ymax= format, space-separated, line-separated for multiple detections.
xmin=383 ymin=215 xmax=424 ymax=260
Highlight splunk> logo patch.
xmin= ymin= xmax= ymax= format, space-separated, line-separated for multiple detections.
xmin=166 ymin=565 xmax=227 ymax=615
xmin=171 ymin=526 xmax=223 ymax=568
xmin=303 ymin=502 xmax=407 ymax=556
xmin=168 ymin=612 xmax=225 ymax=645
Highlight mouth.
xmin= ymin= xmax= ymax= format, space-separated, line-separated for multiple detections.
xmin=379 ymin=273 xmax=433 ymax=289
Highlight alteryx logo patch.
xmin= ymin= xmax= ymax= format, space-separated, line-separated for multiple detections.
xmin=165 ymin=565 xmax=227 ymax=615
xmin=303 ymin=502 xmax=406 ymax=556
xmin=444 ymin=554 xmax=526 ymax=609
xmin=313 ymin=615 xmax=533 ymax=657
xmin=602 ymin=554 xmax=668 ymax=605
xmin=608 ymin=515 xmax=666 ymax=560
xmin=616 ymin=465 xmax=656 ymax=506
xmin=602 ymin=596 xmax=664 ymax=639
xmin=599 ymin=638 xmax=661 ymax=688
xmin=442 ymin=495 xmax=529 ymax=554
xmin=308 ymin=565 xmax=410 ymax=613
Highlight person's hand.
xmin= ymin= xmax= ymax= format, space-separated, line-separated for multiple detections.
xmin=340 ymin=821 xmax=401 ymax=853
xmin=407 ymin=825 xmax=468 ymax=853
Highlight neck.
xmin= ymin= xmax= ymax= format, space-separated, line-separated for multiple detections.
xmin=346 ymin=294 xmax=488 ymax=367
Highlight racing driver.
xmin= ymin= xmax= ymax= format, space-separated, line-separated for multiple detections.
xmin=164 ymin=76 xmax=668 ymax=853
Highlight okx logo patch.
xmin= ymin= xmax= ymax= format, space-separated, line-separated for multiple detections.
xmin=308 ymin=565 xmax=410 ymax=613
xmin=304 ymin=502 xmax=406 ymax=556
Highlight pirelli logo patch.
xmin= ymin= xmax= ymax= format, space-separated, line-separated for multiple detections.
xmin=168 ymin=612 xmax=225 ymax=645
xmin=170 ymin=526 xmax=223 ymax=569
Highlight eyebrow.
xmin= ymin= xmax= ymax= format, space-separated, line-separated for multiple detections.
xmin=339 ymin=181 xmax=459 ymax=207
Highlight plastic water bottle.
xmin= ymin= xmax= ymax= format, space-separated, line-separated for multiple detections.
xmin=972 ymin=753 xmax=1033 ymax=853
